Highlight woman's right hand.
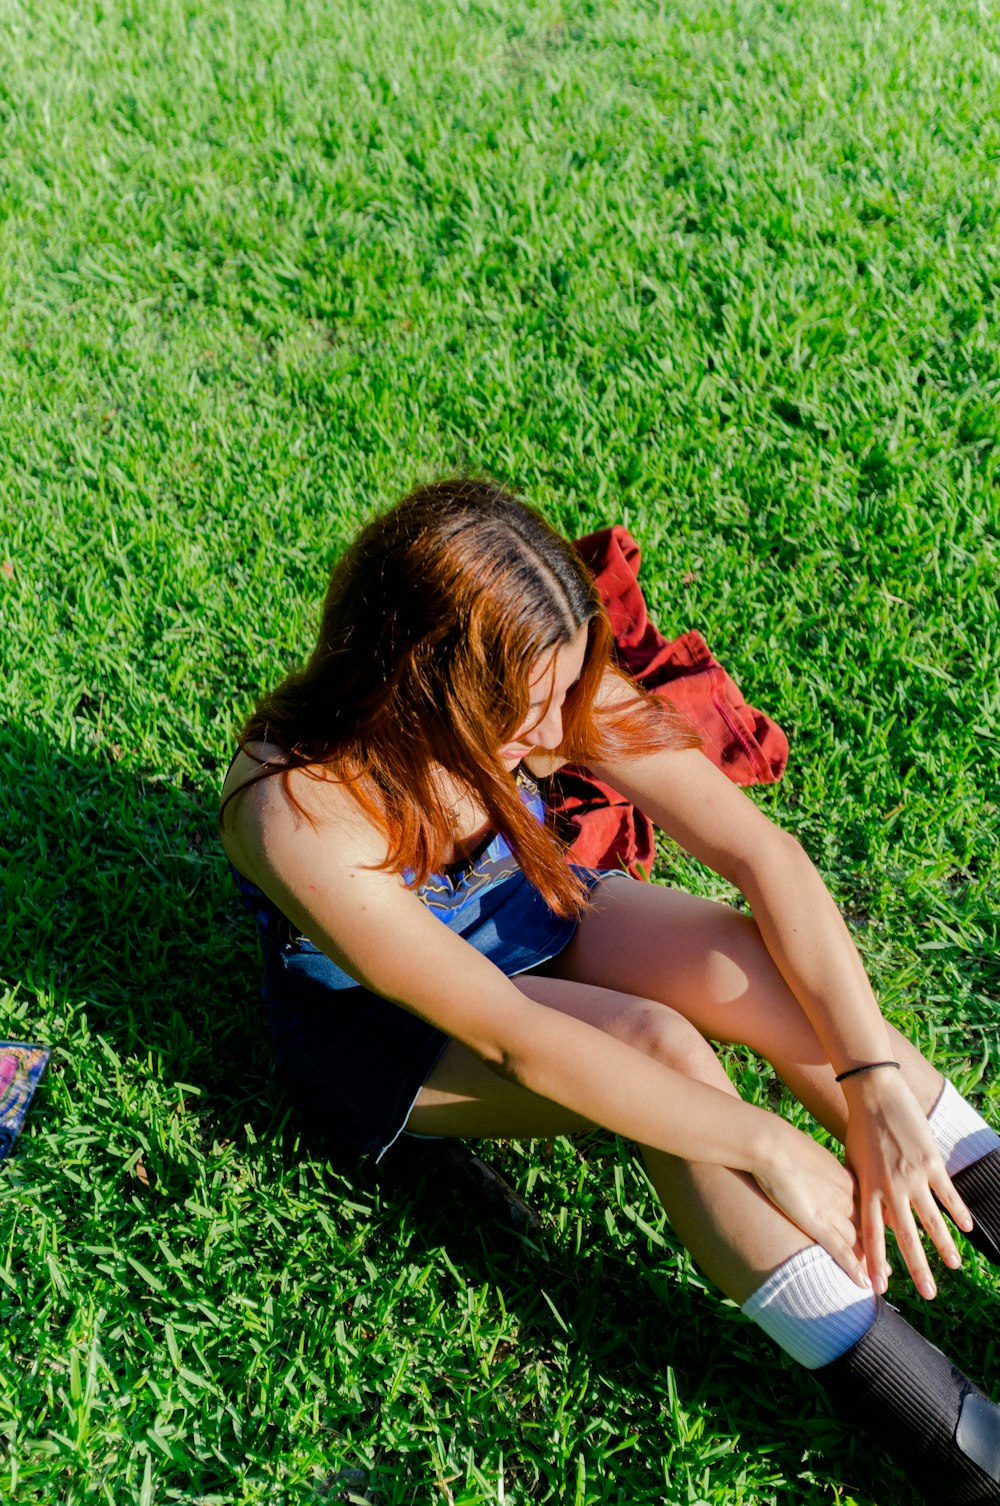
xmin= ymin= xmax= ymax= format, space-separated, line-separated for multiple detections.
xmin=752 ymin=1119 xmax=870 ymax=1288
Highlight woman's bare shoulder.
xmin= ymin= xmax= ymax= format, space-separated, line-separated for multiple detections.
xmin=220 ymin=742 xmax=387 ymax=880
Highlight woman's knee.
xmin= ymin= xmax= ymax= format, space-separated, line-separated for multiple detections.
xmin=619 ymin=1000 xmax=731 ymax=1089
xmin=514 ymin=973 xmax=734 ymax=1090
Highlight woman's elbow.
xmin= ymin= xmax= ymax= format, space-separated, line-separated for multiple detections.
xmin=733 ymin=827 xmax=813 ymax=895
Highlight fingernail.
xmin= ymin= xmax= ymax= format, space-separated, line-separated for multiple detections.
xmin=873 ymin=1271 xmax=887 ymax=1294
xmin=919 ymin=1279 xmax=937 ymax=1299
xmin=945 ymin=1249 xmax=962 ymax=1269
xmin=961 ymin=1209 xmax=975 ymax=1233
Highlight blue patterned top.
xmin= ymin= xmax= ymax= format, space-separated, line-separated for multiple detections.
xmin=230 ymin=774 xmax=588 ymax=985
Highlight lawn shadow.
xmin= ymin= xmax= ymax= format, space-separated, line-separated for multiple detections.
xmin=1 ymin=719 xmax=273 ymax=1155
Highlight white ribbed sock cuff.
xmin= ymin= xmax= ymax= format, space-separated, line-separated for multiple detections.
xmin=928 ymin=1079 xmax=1000 ymax=1177
xmin=741 ymin=1246 xmax=878 ymax=1370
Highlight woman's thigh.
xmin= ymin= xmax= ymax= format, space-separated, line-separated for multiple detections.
xmin=538 ymin=877 xmax=829 ymax=1067
xmin=406 ymin=972 xmax=736 ymax=1140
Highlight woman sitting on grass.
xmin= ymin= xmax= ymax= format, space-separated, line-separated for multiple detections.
xmin=220 ymin=479 xmax=1000 ymax=1501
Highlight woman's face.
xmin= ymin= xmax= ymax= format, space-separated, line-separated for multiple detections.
xmin=498 ymin=623 xmax=589 ymax=768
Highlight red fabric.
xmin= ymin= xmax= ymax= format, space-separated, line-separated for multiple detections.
xmin=547 ymin=526 xmax=789 ymax=876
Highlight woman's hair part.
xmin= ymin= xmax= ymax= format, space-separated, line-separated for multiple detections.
xmin=226 ymin=478 xmax=699 ymax=916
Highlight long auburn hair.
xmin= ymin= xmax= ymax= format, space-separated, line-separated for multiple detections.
xmin=225 ymin=479 xmax=699 ymax=917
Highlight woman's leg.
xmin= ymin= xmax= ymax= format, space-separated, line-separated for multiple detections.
xmin=409 ymin=973 xmax=1000 ymax=1502
xmin=542 ymin=879 xmax=1000 ymax=1267
xmin=411 ymin=974 xmax=820 ymax=1302
xmin=540 ymin=878 xmax=945 ymax=1135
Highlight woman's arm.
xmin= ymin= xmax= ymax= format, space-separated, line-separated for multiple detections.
xmin=225 ymin=767 xmax=866 ymax=1281
xmin=586 ymin=737 xmax=972 ymax=1290
xmin=588 ymin=743 xmax=891 ymax=1069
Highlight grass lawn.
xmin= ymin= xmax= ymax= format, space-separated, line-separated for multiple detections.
xmin=1 ymin=0 xmax=998 ymax=1500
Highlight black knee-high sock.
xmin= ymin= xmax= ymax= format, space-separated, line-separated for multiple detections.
xmin=953 ymin=1148 xmax=1000 ymax=1265
xmin=927 ymin=1082 xmax=1000 ymax=1264
xmin=816 ymin=1300 xmax=1000 ymax=1505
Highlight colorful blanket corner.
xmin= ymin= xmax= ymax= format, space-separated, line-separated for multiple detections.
xmin=0 ymin=1043 xmax=50 ymax=1159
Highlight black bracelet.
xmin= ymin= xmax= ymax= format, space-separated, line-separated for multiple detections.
xmin=834 ymin=1060 xmax=902 ymax=1084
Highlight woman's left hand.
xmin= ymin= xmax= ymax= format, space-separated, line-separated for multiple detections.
xmin=842 ymin=1070 xmax=974 ymax=1298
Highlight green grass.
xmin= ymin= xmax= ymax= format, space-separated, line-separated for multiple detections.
xmin=1 ymin=0 xmax=999 ymax=1499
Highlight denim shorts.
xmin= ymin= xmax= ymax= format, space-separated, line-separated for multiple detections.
xmin=259 ymin=866 xmax=627 ymax=1162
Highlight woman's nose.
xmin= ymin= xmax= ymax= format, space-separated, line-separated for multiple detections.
xmin=528 ymin=703 xmax=564 ymax=749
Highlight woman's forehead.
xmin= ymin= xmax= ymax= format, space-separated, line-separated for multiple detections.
xmin=526 ymin=624 xmax=589 ymax=698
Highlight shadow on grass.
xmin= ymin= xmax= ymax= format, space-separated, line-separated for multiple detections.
xmin=1 ymin=721 xmax=271 ymax=1152
xmin=3 ymin=721 xmax=994 ymax=1504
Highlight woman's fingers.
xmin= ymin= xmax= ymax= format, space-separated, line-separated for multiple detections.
xmin=932 ymin=1166 xmax=975 ymax=1235
xmin=838 ymin=1217 xmax=871 ymax=1287
xmin=821 ymin=1167 xmax=870 ymax=1286
xmin=863 ymin=1170 xmax=967 ymax=1299
xmin=912 ymin=1185 xmax=963 ymax=1271
xmin=818 ymin=1186 xmax=869 ymax=1285
xmin=828 ymin=1232 xmax=870 ymax=1287
xmin=861 ymin=1195 xmax=889 ymax=1294
xmin=804 ymin=1201 xmax=867 ymax=1287
xmin=842 ymin=1077 xmax=975 ymax=1297
xmin=755 ymin=1138 xmax=870 ymax=1287
xmin=868 ymin=1183 xmax=958 ymax=1299
xmin=885 ymin=1197 xmax=939 ymax=1299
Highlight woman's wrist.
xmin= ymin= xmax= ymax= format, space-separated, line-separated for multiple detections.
xmin=839 ymin=1063 xmax=912 ymax=1104
xmin=747 ymin=1110 xmax=800 ymax=1183
xmin=835 ymin=1060 xmax=901 ymax=1085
